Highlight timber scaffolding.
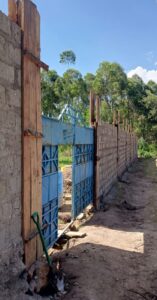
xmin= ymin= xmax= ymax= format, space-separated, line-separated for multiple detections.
xmin=4 ymin=0 xmax=138 ymax=269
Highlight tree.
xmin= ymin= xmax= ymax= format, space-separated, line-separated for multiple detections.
xmin=41 ymin=70 xmax=60 ymax=117
xmin=54 ymin=69 xmax=88 ymax=114
xmin=93 ymin=61 xmax=127 ymax=109
xmin=59 ymin=50 xmax=76 ymax=66
xmin=41 ymin=60 xmax=157 ymax=151
xmin=127 ymin=75 xmax=146 ymax=112
xmin=84 ymin=73 xmax=95 ymax=92
xmin=146 ymin=80 xmax=157 ymax=95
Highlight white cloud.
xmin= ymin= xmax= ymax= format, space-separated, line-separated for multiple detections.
xmin=127 ymin=66 xmax=157 ymax=83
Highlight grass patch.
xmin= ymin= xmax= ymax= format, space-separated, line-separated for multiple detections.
xmin=59 ymin=145 xmax=72 ymax=168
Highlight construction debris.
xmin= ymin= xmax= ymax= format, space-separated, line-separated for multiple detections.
xmin=64 ymin=231 xmax=87 ymax=238
xmin=76 ymin=213 xmax=85 ymax=221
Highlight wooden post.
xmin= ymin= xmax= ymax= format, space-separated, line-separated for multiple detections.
xmin=93 ymin=100 xmax=100 ymax=210
xmin=117 ymin=111 xmax=121 ymax=176
xmin=9 ymin=0 xmax=43 ymax=267
xmin=113 ymin=110 xmax=116 ymax=125
xmin=118 ymin=111 xmax=120 ymax=126
xmin=96 ymin=96 xmax=100 ymax=124
xmin=90 ymin=91 xmax=95 ymax=126
xmin=8 ymin=0 xmax=17 ymax=23
xmin=126 ymin=119 xmax=128 ymax=131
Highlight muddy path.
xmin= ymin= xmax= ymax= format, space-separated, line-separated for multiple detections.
xmin=58 ymin=159 xmax=157 ymax=300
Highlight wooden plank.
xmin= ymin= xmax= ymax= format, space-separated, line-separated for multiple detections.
xmin=34 ymin=8 xmax=43 ymax=259
xmin=96 ymin=96 xmax=100 ymax=124
xmin=90 ymin=91 xmax=95 ymax=126
xmin=23 ymin=49 xmax=49 ymax=71
xmin=112 ymin=110 xmax=116 ymax=125
xmin=17 ymin=0 xmax=42 ymax=267
xmin=118 ymin=111 xmax=121 ymax=125
xmin=8 ymin=0 xmax=17 ymax=23
xmin=93 ymin=124 xmax=99 ymax=209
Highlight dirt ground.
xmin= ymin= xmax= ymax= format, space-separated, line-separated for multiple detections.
xmin=58 ymin=158 xmax=157 ymax=300
xmin=2 ymin=158 xmax=157 ymax=300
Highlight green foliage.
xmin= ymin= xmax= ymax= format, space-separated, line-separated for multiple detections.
xmin=59 ymin=50 xmax=76 ymax=65
xmin=58 ymin=145 xmax=72 ymax=168
xmin=146 ymin=80 xmax=157 ymax=95
xmin=41 ymin=70 xmax=60 ymax=117
xmin=41 ymin=55 xmax=157 ymax=148
xmin=54 ymin=68 xmax=88 ymax=116
xmin=138 ymin=138 xmax=157 ymax=158
xmin=84 ymin=73 xmax=95 ymax=92
xmin=93 ymin=61 xmax=127 ymax=108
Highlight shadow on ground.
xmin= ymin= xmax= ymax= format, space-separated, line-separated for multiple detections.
xmin=55 ymin=159 xmax=157 ymax=300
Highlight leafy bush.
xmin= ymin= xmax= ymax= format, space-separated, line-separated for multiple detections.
xmin=138 ymin=137 xmax=157 ymax=158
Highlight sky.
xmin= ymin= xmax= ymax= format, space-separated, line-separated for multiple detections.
xmin=1 ymin=0 xmax=157 ymax=82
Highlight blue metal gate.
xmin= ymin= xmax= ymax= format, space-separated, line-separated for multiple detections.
xmin=42 ymin=109 xmax=94 ymax=248
xmin=72 ymin=127 xmax=94 ymax=218
xmin=42 ymin=144 xmax=58 ymax=248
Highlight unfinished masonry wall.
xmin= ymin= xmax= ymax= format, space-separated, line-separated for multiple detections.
xmin=96 ymin=122 xmax=137 ymax=207
xmin=0 ymin=11 xmax=23 ymax=276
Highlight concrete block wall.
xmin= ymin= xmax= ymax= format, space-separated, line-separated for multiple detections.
xmin=118 ymin=128 xmax=126 ymax=177
xmin=0 ymin=11 xmax=23 ymax=279
xmin=126 ymin=132 xmax=131 ymax=167
xmin=96 ymin=123 xmax=137 ymax=206
xmin=96 ymin=123 xmax=118 ymax=202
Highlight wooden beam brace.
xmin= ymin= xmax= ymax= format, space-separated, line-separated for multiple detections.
xmin=23 ymin=49 xmax=49 ymax=71
xmin=24 ymin=128 xmax=43 ymax=138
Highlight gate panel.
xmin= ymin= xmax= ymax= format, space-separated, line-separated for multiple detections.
xmin=73 ymin=134 xmax=94 ymax=218
xmin=42 ymin=144 xmax=58 ymax=248
xmin=42 ymin=114 xmax=94 ymax=247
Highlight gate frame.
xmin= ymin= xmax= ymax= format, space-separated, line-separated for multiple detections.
xmin=42 ymin=112 xmax=94 ymax=248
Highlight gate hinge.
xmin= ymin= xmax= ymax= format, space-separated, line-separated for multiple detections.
xmin=24 ymin=128 xmax=43 ymax=138
xmin=23 ymin=49 xmax=49 ymax=71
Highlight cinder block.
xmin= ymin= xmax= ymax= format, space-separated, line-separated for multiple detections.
xmin=6 ymin=88 xmax=21 ymax=108
xmin=10 ymin=21 xmax=21 ymax=47
xmin=0 ymin=60 xmax=14 ymax=85
xmin=1 ymin=201 xmax=13 ymax=222
xmin=0 ymin=12 xmax=11 ymax=36
xmin=0 ymin=179 xmax=7 ymax=202
xmin=0 ymin=84 xmax=5 ymax=106
xmin=8 ymin=44 xmax=21 ymax=66
xmin=7 ymin=174 xmax=19 ymax=195
xmin=0 ymin=132 xmax=6 ymax=152
xmin=17 ymin=69 xmax=21 ymax=88
xmin=0 ymin=35 xmax=6 ymax=60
